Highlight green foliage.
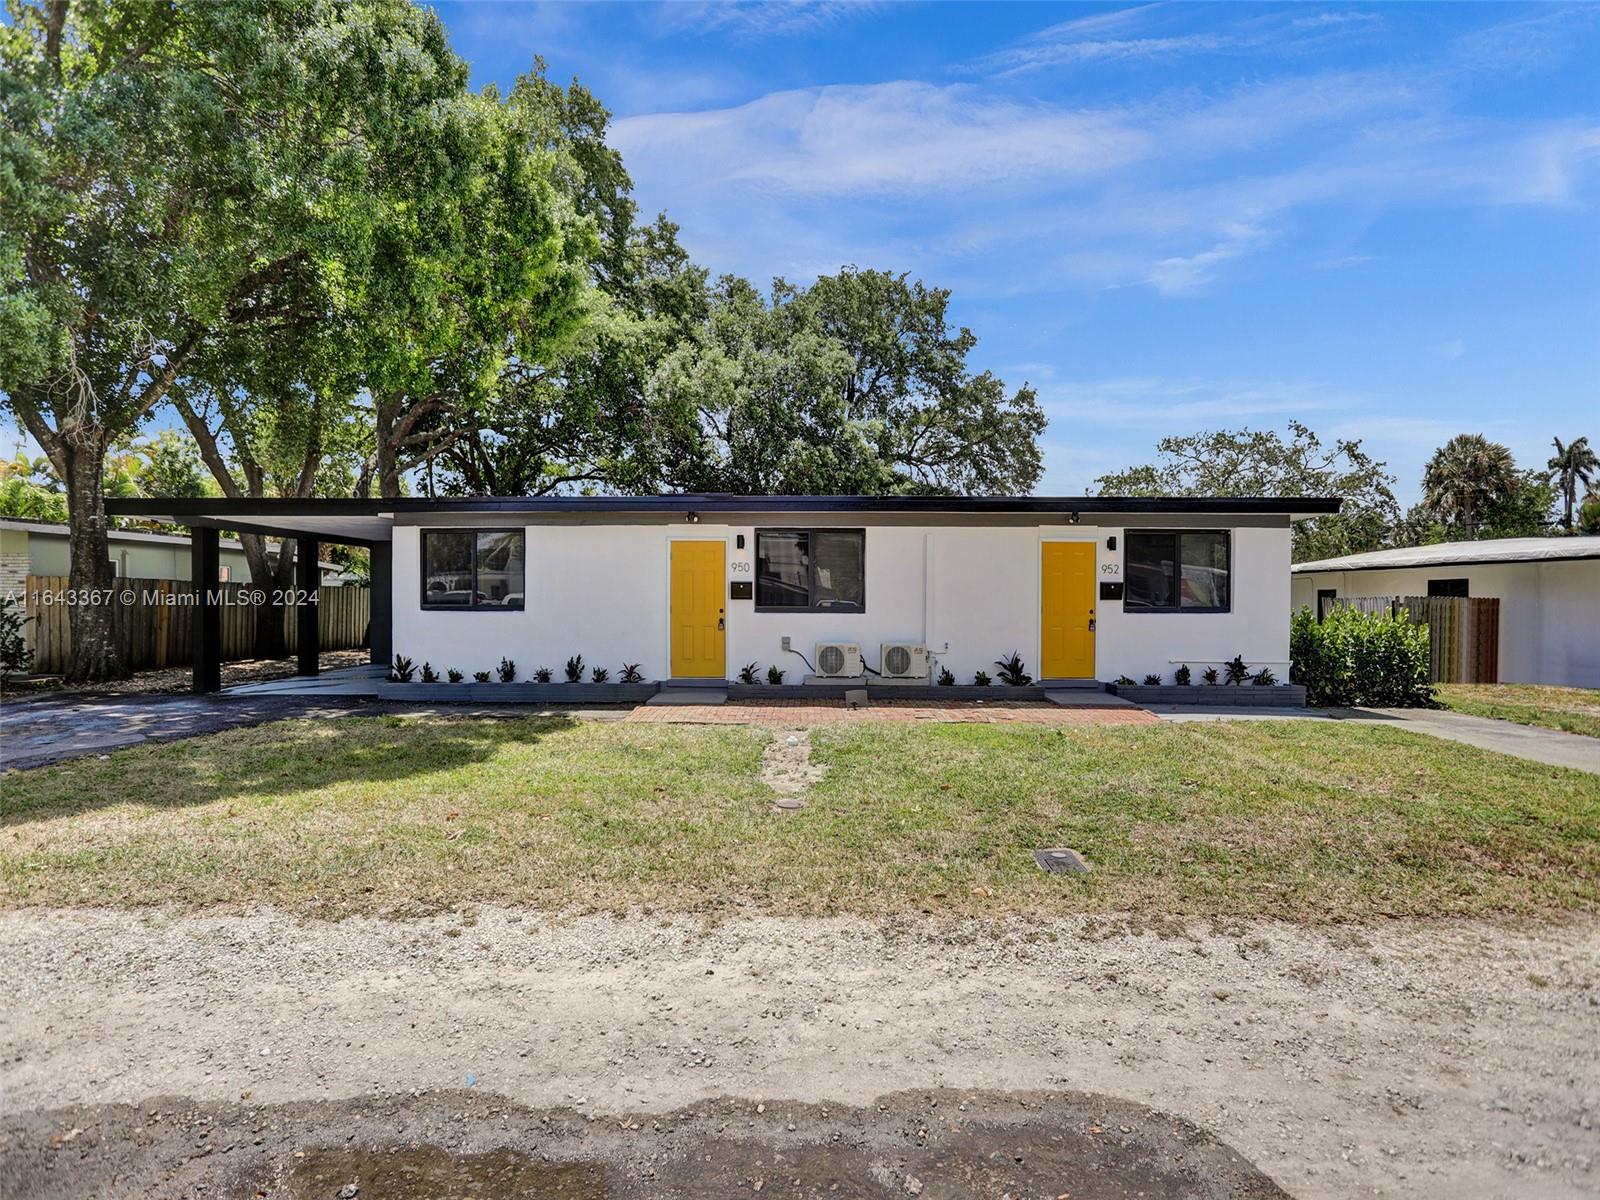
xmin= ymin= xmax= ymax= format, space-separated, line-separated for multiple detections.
xmin=420 ymin=662 xmax=439 ymax=684
xmin=1579 ymin=488 xmax=1600 ymax=535
xmin=0 ymin=595 xmax=32 ymax=680
xmin=647 ymin=268 xmax=1045 ymax=495
xmin=937 ymin=666 xmax=956 ymax=686
xmin=473 ymin=670 xmax=491 ymax=684
xmin=591 ymin=666 xmax=610 ymax=683
xmin=1419 ymin=434 xmax=1521 ymax=535
xmin=1114 ymin=675 xmax=1137 ymax=686
xmin=1251 ymin=667 xmax=1277 ymax=686
xmin=766 ymin=664 xmax=786 ymax=685
xmin=1223 ymin=655 xmax=1250 ymax=685
xmin=389 ymin=655 xmax=416 ymax=683
xmin=564 ymin=655 xmax=584 ymax=683
xmin=972 ymin=670 xmax=991 ymax=686
xmin=0 ymin=453 xmax=65 ymax=521
xmin=1290 ymin=606 xmax=1434 ymax=708
xmin=1095 ymin=421 xmax=1399 ymax=562
xmin=1202 ymin=667 xmax=1219 ymax=685
xmin=534 ymin=666 xmax=554 ymax=683
xmin=498 ymin=657 xmax=517 ymax=684
xmin=446 ymin=668 xmax=464 ymax=684
xmin=1142 ymin=673 xmax=1162 ymax=686
xmin=1549 ymin=437 xmax=1599 ymax=533
xmin=738 ymin=662 xmax=760 ymax=684
xmin=1174 ymin=664 xmax=1191 ymax=686
xmin=994 ymin=652 xmax=1032 ymax=686
xmin=619 ymin=663 xmax=644 ymax=684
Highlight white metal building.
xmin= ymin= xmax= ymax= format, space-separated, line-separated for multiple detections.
xmin=1291 ymin=537 xmax=1600 ymax=688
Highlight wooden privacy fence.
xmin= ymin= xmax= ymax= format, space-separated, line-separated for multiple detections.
xmin=20 ymin=575 xmax=370 ymax=675
xmin=1319 ymin=594 xmax=1500 ymax=684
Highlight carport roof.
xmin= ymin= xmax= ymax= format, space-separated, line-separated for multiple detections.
xmin=106 ymin=493 xmax=1345 ymax=545
xmin=1294 ymin=535 xmax=1600 ymax=573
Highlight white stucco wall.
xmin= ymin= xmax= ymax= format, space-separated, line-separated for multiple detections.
xmin=391 ymin=519 xmax=1294 ymax=685
xmin=1291 ymin=558 xmax=1600 ymax=687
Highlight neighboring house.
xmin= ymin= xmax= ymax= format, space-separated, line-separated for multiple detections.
xmin=1292 ymin=537 xmax=1600 ymax=688
xmin=106 ymin=494 xmax=1339 ymax=688
xmin=0 ymin=517 xmax=352 ymax=593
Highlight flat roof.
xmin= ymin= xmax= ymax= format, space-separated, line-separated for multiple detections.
xmin=1294 ymin=536 xmax=1600 ymax=573
xmin=0 ymin=517 xmax=347 ymax=569
xmin=104 ymin=493 xmax=1343 ymax=544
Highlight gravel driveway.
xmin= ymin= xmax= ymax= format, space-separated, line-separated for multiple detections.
xmin=2 ymin=909 xmax=1595 ymax=1198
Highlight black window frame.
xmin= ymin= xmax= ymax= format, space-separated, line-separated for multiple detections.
xmin=1122 ymin=529 xmax=1232 ymax=614
xmin=420 ymin=528 xmax=526 ymax=612
xmin=1426 ymin=578 xmax=1469 ymax=598
xmin=753 ymin=527 xmax=867 ymax=614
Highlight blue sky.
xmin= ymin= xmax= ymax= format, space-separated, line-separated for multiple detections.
xmin=435 ymin=0 xmax=1600 ymax=501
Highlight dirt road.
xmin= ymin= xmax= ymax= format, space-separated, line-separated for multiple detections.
xmin=2 ymin=909 xmax=1595 ymax=1198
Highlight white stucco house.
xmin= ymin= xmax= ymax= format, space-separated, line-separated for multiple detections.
xmin=106 ymin=494 xmax=1339 ymax=693
xmin=1292 ymin=537 xmax=1600 ymax=688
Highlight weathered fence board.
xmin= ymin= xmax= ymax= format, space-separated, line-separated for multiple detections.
xmin=19 ymin=575 xmax=369 ymax=675
xmin=1323 ymin=594 xmax=1500 ymax=684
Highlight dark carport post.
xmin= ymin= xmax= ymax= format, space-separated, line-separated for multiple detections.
xmin=190 ymin=526 xmax=222 ymax=694
xmin=296 ymin=536 xmax=320 ymax=676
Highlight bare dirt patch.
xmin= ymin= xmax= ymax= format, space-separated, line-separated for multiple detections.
xmin=760 ymin=729 xmax=826 ymax=807
xmin=2 ymin=908 xmax=1595 ymax=1199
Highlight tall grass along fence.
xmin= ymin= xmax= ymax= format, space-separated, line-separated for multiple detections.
xmin=1316 ymin=594 xmax=1500 ymax=684
xmin=17 ymin=575 xmax=369 ymax=675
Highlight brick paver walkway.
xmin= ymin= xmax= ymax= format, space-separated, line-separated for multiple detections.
xmin=625 ymin=698 xmax=1158 ymax=726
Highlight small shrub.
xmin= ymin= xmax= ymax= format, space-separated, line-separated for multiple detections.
xmin=1252 ymin=667 xmax=1277 ymax=686
xmin=497 ymin=657 xmax=517 ymax=684
xmin=994 ymin=651 xmax=1032 ymax=686
xmin=1115 ymin=674 xmax=1137 ymax=686
xmin=420 ymin=662 xmax=439 ymax=683
xmin=972 ymin=670 xmax=991 ymax=686
xmin=473 ymin=670 xmax=491 ymax=683
xmin=388 ymin=654 xmax=416 ymax=683
xmin=1174 ymin=663 xmax=1191 ymax=686
xmin=1142 ymin=673 xmax=1162 ymax=686
xmin=446 ymin=668 xmax=464 ymax=683
xmin=738 ymin=661 xmax=760 ymax=685
xmin=591 ymin=666 xmax=610 ymax=683
xmin=0 ymin=597 xmax=32 ymax=681
xmin=1223 ymin=654 xmax=1249 ymax=685
xmin=766 ymin=664 xmax=785 ymax=685
xmin=1290 ymin=605 xmax=1434 ymax=707
xmin=534 ymin=666 xmax=553 ymax=683
xmin=937 ymin=665 xmax=956 ymax=686
xmin=619 ymin=663 xmax=644 ymax=684
xmin=1202 ymin=666 xmax=1219 ymax=685
xmin=564 ymin=655 xmax=584 ymax=683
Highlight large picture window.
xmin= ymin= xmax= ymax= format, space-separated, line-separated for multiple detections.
xmin=421 ymin=530 xmax=525 ymax=610
xmin=755 ymin=529 xmax=865 ymax=612
xmin=1124 ymin=531 xmax=1230 ymax=613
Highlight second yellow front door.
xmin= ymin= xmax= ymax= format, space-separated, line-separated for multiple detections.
xmin=670 ymin=540 xmax=725 ymax=678
xmin=1041 ymin=541 xmax=1096 ymax=679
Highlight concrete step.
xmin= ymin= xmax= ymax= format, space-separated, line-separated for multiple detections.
xmin=1045 ymin=689 xmax=1137 ymax=709
xmin=646 ymin=688 xmax=728 ymax=706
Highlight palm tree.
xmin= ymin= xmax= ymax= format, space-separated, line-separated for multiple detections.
xmin=1421 ymin=434 xmax=1517 ymax=537
xmin=1547 ymin=436 xmax=1599 ymax=532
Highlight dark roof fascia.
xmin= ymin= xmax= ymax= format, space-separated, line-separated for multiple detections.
xmin=107 ymin=494 xmax=1343 ymax=519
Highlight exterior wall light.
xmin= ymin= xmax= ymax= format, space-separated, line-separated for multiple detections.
xmin=685 ymin=511 xmax=700 ymax=524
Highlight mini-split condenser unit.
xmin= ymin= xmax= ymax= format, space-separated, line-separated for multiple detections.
xmin=813 ymin=642 xmax=863 ymax=677
xmin=879 ymin=642 xmax=929 ymax=679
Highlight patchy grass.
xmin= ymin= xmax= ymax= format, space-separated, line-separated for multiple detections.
xmin=1436 ymin=684 xmax=1600 ymax=739
xmin=1 ymin=716 xmax=1596 ymax=921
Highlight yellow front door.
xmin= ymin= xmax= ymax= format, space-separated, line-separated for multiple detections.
xmin=1041 ymin=541 xmax=1096 ymax=679
xmin=670 ymin=540 xmax=726 ymax=678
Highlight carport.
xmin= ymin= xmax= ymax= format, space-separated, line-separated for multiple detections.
xmin=105 ymin=498 xmax=398 ymax=693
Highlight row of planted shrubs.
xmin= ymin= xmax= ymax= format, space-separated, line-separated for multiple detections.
xmin=1289 ymin=606 xmax=1434 ymax=707
xmin=389 ymin=654 xmax=645 ymax=685
xmin=1116 ymin=656 xmax=1278 ymax=687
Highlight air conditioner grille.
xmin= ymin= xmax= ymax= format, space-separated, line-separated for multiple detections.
xmin=818 ymin=644 xmax=846 ymax=676
xmin=884 ymin=645 xmax=911 ymax=676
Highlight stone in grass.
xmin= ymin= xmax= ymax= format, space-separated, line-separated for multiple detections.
xmin=1033 ymin=848 xmax=1091 ymax=875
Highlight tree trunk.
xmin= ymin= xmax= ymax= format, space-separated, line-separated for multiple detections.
xmin=238 ymin=533 xmax=289 ymax=660
xmin=62 ymin=439 xmax=128 ymax=682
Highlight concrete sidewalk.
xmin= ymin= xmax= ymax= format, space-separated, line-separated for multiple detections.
xmin=1332 ymin=706 xmax=1600 ymax=774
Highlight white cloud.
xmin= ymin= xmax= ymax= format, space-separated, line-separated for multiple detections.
xmin=1435 ymin=338 xmax=1467 ymax=361
xmin=654 ymin=1 xmax=883 ymax=41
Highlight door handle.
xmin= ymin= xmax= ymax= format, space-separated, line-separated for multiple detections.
xmin=718 ymin=609 xmax=725 ymax=631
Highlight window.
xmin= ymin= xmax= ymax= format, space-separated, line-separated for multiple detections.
xmin=1124 ymin=531 xmax=1230 ymax=613
xmin=755 ymin=529 xmax=865 ymax=612
xmin=1316 ymin=588 xmax=1337 ymax=622
xmin=1427 ymin=578 xmax=1469 ymax=598
xmin=421 ymin=529 xmax=525 ymax=610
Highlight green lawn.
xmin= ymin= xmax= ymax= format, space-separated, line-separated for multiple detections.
xmin=2 ymin=715 xmax=1597 ymax=921
xmin=1436 ymin=684 xmax=1600 ymax=739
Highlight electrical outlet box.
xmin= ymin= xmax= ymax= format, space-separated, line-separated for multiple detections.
xmin=781 ymin=635 xmax=791 ymax=652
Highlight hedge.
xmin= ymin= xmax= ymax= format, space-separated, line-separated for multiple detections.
xmin=1289 ymin=605 xmax=1435 ymax=708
